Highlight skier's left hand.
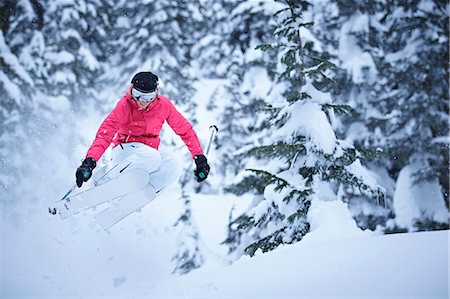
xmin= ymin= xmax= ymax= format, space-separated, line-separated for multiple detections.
xmin=194 ymin=154 xmax=210 ymax=182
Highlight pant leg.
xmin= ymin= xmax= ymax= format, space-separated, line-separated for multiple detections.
xmin=149 ymin=150 xmax=183 ymax=192
xmin=108 ymin=142 xmax=162 ymax=181
xmin=87 ymin=143 xmax=159 ymax=223
xmin=108 ymin=143 xmax=181 ymax=193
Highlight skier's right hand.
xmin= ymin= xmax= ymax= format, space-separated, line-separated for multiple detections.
xmin=76 ymin=157 xmax=96 ymax=187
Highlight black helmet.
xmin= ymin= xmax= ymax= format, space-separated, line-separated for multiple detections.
xmin=131 ymin=72 xmax=159 ymax=92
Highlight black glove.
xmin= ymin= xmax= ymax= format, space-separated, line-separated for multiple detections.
xmin=194 ymin=154 xmax=210 ymax=182
xmin=76 ymin=157 xmax=96 ymax=187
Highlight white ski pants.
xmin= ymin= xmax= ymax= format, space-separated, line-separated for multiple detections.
xmin=107 ymin=142 xmax=183 ymax=193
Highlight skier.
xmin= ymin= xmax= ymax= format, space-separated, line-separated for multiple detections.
xmin=75 ymin=71 xmax=210 ymax=196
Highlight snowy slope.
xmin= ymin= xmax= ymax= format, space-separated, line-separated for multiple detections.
xmin=148 ymin=198 xmax=449 ymax=298
xmin=1 ymin=187 xmax=251 ymax=298
xmin=2 ymin=185 xmax=448 ymax=298
xmin=149 ymin=230 xmax=449 ymax=298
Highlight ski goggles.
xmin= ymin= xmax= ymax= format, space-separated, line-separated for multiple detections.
xmin=131 ymin=88 xmax=158 ymax=103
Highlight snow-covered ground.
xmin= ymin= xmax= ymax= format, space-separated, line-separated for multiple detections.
xmin=151 ymin=229 xmax=448 ymax=299
xmin=1 ymin=183 xmax=448 ymax=298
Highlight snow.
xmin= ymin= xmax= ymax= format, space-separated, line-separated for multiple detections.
xmin=303 ymin=199 xmax=373 ymax=244
xmin=192 ymin=78 xmax=228 ymax=144
xmin=19 ymin=32 xmax=46 ymax=72
xmin=116 ymin=16 xmax=131 ymax=28
xmin=0 ymin=32 xmax=34 ymax=86
xmin=44 ymin=50 xmax=75 ymax=64
xmin=0 ymin=72 xmax=21 ymax=104
xmin=2 ymin=184 xmax=448 ymax=298
xmin=432 ymin=136 xmax=450 ymax=144
xmin=40 ymin=95 xmax=71 ymax=112
xmin=345 ymin=159 xmax=382 ymax=193
xmin=276 ymin=99 xmax=337 ymax=154
xmin=232 ymin=0 xmax=285 ymax=16
xmin=60 ymin=29 xmax=82 ymax=43
xmin=51 ymin=70 xmax=76 ymax=84
xmin=338 ymin=14 xmax=378 ymax=84
xmin=78 ymin=46 xmax=100 ymax=71
xmin=393 ymin=162 xmax=449 ymax=229
xmin=150 ymin=230 xmax=448 ymax=299
xmin=241 ymin=66 xmax=271 ymax=98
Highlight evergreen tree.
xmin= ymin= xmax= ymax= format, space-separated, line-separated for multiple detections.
xmin=314 ymin=0 xmax=449 ymax=231
xmin=311 ymin=0 xmax=393 ymax=231
xmin=1 ymin=0 xmax=115 ymax=208
xmin=101 ymin=0 xmax=203 ymax=103
xmin=224 ymin=0 xmax=383 ymax=259
xmin=376 ymin=0 xmax=449 ymax=230
xmin=171 ymin=171 xmax=205 ymax=275
xmin=0 ymin=0 xmax=46 ymax=198
xmin=0 ymin=0 xmax=43 ymax=136
xmin=39 ymin=0 xmax=108 ymax=102
xmin=0 ymin=0 xmax=43 ymax=138
xmin=192 ymin=0 xmax=281 ymax=180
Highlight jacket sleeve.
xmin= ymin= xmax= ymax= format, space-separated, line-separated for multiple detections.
xmin=165 ymin=100 xmax=204 ymax=158
xmin=85 ymin=98 xmax=128 ymax=161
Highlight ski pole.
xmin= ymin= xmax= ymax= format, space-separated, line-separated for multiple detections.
xmin=49 ymin=183 xmax=77 ymax=215
xmin=205 ymin=125 xmax=219 ymax=156
xmin=93 ymin=163 xmax=120 ymax=186
xmin=198 ymin=125 xmax=218 ymax=180
xmin=61 ymin=184 xmax=77 ymax=200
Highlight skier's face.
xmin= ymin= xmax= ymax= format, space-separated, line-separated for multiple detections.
xmin=136 ymin=100 xmax=150 ymax=109
xmin=132 ymin=88 xmax=158 ymax=102
xmin=132 ymin=88 xmax=157 ymax=109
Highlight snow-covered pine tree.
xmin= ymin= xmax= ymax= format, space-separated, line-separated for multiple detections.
xmin=224 ymin=0 xmax=384 ymax=258
xmin=0 ymin=0 xmax=41 ymax=115
xmin=0 ymin=0 xmax=43 ymax=195
xmin=100 ymin=0 xmax=202 ymax=102
xmin=40 ymin=0 xmax=106 ymax=102
xmin=169 ymin=0 xmax=278 ymax=272
xmin=171 ymin=170 xmax=205 ymax=275
xmin=374 ymin=0 xmax=449 ymax=231
xmin=312 ymin=0 xmax=449 ymax=232
xmin=311 ymin=0 xmax=393 ymax=231
xmin=192 ymin=0 xmax=283 ymax=181
xmin=0 ymin=0 xmax=42 ymax=134
xmin=1 ymin=0 xmax=115 ymax=211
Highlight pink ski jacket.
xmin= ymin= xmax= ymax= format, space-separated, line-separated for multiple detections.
xmin=85 ymin=90 xmax=203 ymax=161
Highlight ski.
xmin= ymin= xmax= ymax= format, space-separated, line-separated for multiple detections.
xmin=48 ymin=168 xmax=150 ymax=218
xmin=95 ymin=185 xmax=156 ymax=230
